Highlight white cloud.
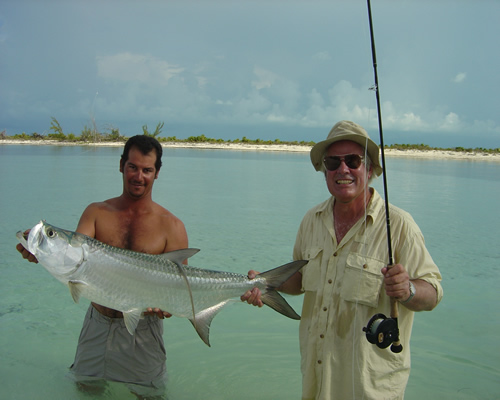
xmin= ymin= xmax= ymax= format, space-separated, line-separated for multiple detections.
xmin=439 ymin=112 xmax=461 ymax=131
xmin=382 ymin=106 xmax=427 ymax=132
xmin=96 ymin=53 xmax=184 ymax=86
xmin=471 ymin=119 xmax=500 ymax=134
xmin=453 ymin=72 xmax=466 ymax=83
xmin=252 ymin=67 xmax=278 ymax=90
xmin=267 ymin=113 xmax=287 ymax=123
xmin=196 ymin=76 xmax=209 ymax=88
xmin=298 ymin=80 xmax=375 ymax=128
xmin=307 ymin=88 xmax=325 ymax=107
xmin=232 ymin=90 xmax=273 ymax=120
xmin=87 ymin=59 xmax=485 ymax=137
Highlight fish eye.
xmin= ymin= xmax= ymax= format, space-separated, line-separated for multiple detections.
xmin=46 ymin=228 xmax=57 ymax=238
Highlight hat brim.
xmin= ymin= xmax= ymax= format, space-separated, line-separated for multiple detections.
xmin=310 ymin=133 xmax=383 ymax=176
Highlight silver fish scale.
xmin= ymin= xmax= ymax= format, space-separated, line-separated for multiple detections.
xmin=76 ymin=235 xmax=266 ymax=317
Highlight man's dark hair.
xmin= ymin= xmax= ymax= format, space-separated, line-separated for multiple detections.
xmin=121 ymin=135 xmax=163 ymax=171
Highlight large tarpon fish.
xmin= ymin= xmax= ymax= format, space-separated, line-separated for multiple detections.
xmin=17 ymin=221 xmax=306 ymax=346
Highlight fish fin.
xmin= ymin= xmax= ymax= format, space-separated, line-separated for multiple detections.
xmin=172 ymin=262 xmax=197 ymax=330
xmin=261 ymin=291 xmax=300 ymax=320
xmin=257 ymin=260 xmax=308 ymax=320
xmin=190 ymin=300 xmax=231 ymax=347
xmin=68 ymin=280 xmax=88 ymax=303
xmin=258 ymin=260 xmax=308 ymax=288
xmin=123 ymin=309 xmax=143 ymax=335
xmin=158 ymin=248 xmax=200 ymax=265
xmin=161 ymin=249 xmax=198 ymax=330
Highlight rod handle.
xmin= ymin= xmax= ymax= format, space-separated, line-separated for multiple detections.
xmin=388 ymin=265 xmax=403 ymax=353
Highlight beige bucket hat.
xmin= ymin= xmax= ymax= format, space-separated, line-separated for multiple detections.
xmin=310 ymin=120 xmax=382 ymax=176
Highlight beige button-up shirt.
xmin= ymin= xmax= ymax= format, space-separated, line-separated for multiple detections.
xmin=293 ymin=189 xmax=443 ymax=400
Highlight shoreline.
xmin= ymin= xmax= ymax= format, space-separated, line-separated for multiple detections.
xmin=1 ymin=139 xmax=499 ymax=162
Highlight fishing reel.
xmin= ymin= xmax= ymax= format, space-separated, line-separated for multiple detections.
xmin=363 ymin=313 xmax=402 ymax=353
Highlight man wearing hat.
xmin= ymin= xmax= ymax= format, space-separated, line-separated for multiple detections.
xmin=243 ymin=120 xmax=443 ymax=399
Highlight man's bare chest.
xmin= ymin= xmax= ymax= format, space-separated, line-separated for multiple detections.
xmin=95 ymin=214 xmax=166 ymax=254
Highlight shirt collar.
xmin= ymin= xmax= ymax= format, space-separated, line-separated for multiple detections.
xmin=366 ymin=188 xmax=384 ymax=223
xmin=316 ymin=188 xmax=383 ymax=224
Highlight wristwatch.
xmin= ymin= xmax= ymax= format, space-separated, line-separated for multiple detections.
xmin=400 ymin=281 xmax=416 ymax=304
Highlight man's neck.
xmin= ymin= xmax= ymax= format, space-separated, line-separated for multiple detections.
xmin=117 ymin=193 xmax=155 ymax=213
xmin=333 ymin=189 xmax=372 ymax=243
xmin=333 ymin=188 xmax=372 ymax=222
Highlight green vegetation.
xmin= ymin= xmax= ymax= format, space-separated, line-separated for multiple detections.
xmin=387 ymin=143 xmax=499 ymax=154
xmin=142 ymin=122 xmax=164 ymax=138
xmin=7 ymin=117 xmax=128 ymax=143
xmin=1 ymin=117 xmax=498 ymax=154
xmin=48 ymin=117 xmax=65 ymax=140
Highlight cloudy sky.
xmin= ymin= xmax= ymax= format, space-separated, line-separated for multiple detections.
xmin=1 ymin=0 xmax=499 ymax=148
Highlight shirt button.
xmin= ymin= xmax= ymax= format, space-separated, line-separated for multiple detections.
xmin=333 ymin=252 xmax=338 ymax=257
xmin=320 ymin=334 xmax=324 ymax=339
xmin=323 ymin=307 xmax=327 ymax=311
xmin=363 ymin=264 xmax=368 ymax=269
xmin=317 ymin=360 xmax=322 ymax=364
xmin=328 ymin=279 xmax=332 ymax=284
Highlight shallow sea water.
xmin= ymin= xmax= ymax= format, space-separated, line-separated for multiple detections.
xmin=0 ymin=144 xmax=499 ymax=399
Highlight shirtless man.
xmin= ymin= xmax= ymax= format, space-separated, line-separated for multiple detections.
xmin=17 ymin=135 xmax=188 ymax=397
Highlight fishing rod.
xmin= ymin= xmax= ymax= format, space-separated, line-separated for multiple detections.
xmin=362 ymin=0 xmax=402 ymax=354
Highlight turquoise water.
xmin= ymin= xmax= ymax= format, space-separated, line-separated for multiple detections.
xmin=0 ymin=144 xmax=499 ymax=399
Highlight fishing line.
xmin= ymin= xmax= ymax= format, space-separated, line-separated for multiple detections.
xmin=351 ymin=139 xmax=370 ymax=399
xmin=67 ymin=91 xmax=104 ymax=156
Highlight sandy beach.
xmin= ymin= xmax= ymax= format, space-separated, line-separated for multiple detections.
xmin=1 ymin=139 xmax=499 ymax=162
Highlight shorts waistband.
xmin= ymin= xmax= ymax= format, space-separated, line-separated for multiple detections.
xmin=89 ymin=304 xmax=160 ymax=328
xmin=92 ymin=303 xmax=124 ymax=318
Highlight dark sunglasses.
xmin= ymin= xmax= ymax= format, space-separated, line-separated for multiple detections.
xmin=323 ymin=154 xmax=365 ymax=171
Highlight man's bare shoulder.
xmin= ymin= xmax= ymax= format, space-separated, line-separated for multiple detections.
xmin=77 ymin=198 xmax=123 ymax=236
xmin=83 ymin=198 xmax=119 ymax=211
xmin=154 ymin=203 xmax=185 ymax=228
xmin=151 ymin=204 xmax=188 ymax=252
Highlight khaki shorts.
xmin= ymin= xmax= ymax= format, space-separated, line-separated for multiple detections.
xmin=69 ymin=304 xmax=167 ymax=394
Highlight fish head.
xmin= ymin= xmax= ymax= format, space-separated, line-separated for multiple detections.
xmin=25 ymin=221 xmax=84 ymax=281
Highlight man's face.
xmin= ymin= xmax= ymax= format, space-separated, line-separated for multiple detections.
xmin=120 ymin=146 xmax=159 ymax=199
xmin=324 ymin=140 xmax=372 ymax=205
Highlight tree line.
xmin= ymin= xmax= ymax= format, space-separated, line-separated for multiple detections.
xmin=1 ymin=117 xmax=498 ymax=153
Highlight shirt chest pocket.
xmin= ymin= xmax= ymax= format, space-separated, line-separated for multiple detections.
xmin=340 ymin=253 xmax=385 ymax=307
xmin=301 ymin=247 xmax=323 ymax=292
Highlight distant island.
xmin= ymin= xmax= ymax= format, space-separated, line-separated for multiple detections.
xmin=1 ymin=118 xmax=499 ymax=162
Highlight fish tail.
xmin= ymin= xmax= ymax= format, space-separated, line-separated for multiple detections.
xmin=258 ymin=260 xmax=307 ymax=320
